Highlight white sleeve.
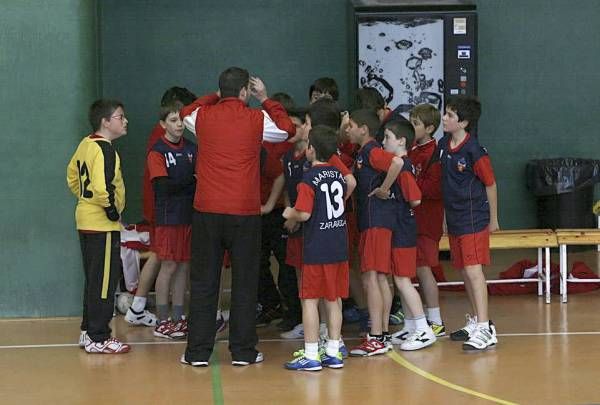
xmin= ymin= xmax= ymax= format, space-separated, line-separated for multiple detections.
xmin=183 ymin=108 xmax=199 ymax=136
xmin=262 ymin=110 xmax=288 ymax=143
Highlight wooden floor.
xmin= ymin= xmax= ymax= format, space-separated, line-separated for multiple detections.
xmin=1 ymin=249 xmax=600 ymax=405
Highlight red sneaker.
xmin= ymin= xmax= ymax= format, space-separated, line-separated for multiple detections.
xmin=349 ymin=335 xmax=389 ymax=357
xmin=84 ymin=337 xmax=130 ymax=354
xmin=154 ymin=320 xmax=186 ymax=339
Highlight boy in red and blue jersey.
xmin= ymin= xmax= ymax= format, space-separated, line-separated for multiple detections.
xmin=283 ymin=125 xmax=349 ymax=371
xmin=438 ymin=96 xmax=499 ymax=351
xmin=381 ymin=120 xmax=436 ymax=351
xmin=345 ymin=109 xmax=404 ymax=357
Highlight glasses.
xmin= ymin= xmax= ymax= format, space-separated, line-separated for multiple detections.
xmin=111 ymin=114 xmax=126 ymax=121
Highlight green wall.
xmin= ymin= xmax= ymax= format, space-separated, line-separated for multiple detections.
xmin=0 ymin=1 xmax=98 ymax=317
xmin=2 ymin=0 xmax=599 ymax=317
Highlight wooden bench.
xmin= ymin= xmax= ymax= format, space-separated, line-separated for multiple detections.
xmin=556 ymin=229 xmax=600 ymax=303
xmin=437 ymin=229 xmax=558 ymax=303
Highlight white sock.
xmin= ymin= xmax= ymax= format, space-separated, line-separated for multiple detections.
xmin=426 ymin=307 xmax=442 ymax=324
xmin=326 ymin=339 xmax=340 ymax=357
xmin=405 ymin=318 xmax=416 ymax=332
xmin=414 ymin=316 xmax=429 ymax=331
xmin=477 ymin=321 xmax=490 ymax=329
xmin=319 ymin=323 xmax=328 ymax=338
xmin=131 ymin=296 xmax=146 ymax=312
xmin=304 ymin=342 xmax=319 ymax=360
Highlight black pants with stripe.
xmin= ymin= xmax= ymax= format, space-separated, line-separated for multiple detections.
xmin=186 ymin=212 xmax=261 ymax=363
xmin=79 ymin=231 xmax=121 ymax=342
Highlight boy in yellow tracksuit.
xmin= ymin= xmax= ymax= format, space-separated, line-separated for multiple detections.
xmin=67 ymin=99 xmax=130 ymax=354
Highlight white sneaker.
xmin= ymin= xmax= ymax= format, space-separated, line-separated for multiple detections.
xmin=125 ymin=307 xmax=158 ymax=326
xmin=78 ymin=331 xmax=90 ymax=349
xmin=84 ymin=337 xmax=130 ymax=354
xmin=391 ymin=326 xmax=413 ymax=345
xmin=281 ymin=323 xmax=304 ymax=339
xmin=450 ymin=314 xmax=478 ymax=341
xmin=232 ymin=352 xmax=264 ymax=366
xmin=462 ymin=321 xmax=498 ymax=351
xmin=400 ymin=328 xmax=437 ymax=351
xmin=180 ymin=354 xmax=208 ymax=367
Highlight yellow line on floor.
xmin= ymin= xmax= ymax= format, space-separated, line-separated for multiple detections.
xmin=387 ymin=350 xmax=519 ymax=405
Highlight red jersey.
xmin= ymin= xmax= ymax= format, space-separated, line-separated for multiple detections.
xmin=408 ymin=139 xmax=443 ymax=241
xmin=186 ymin=95 xmax=295 ymax=215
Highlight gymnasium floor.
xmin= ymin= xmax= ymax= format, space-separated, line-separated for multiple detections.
xmin=1 ymin=249 xmax=599 ymax=405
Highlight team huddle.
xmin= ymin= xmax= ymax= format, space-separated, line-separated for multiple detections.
xmin=67 ymin=67 xmax=499 ymax=371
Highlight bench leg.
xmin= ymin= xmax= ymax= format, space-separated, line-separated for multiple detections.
xmin=537 ymin=248 xmax=543 ymax=297
xmin=560 ymin=244 xmax=568 ymax=303
xmin=545 ymin=247 xmax=551 ymax=304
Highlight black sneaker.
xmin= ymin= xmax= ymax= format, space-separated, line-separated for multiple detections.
xmin=276 ymin=317 xmax=300 ymax=331
xmin=255 ymin=305 xmax=283 ymax=327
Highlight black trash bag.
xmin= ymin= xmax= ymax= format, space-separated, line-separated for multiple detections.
xmin=526 ymin=158 xmax=600 ymax=197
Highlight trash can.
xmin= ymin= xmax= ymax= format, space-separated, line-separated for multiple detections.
xmin=526 ymin=158 xmax=600 ymax=229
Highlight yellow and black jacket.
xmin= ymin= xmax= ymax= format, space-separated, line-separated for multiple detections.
xmin=67 ymin=134 xmax=125 ymax=231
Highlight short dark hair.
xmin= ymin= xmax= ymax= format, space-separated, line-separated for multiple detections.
xmin=384 ymin=119 xmax=415 ymax=148
xmin=289 ymin=106 xmax=307 ymax=122
xmin=445 ymin=96 xmax=481 ymax=132
xmin=350 ymin=109 xmax=380 ymax=137
xmin=159 ymin=101 xmax=184 ymax=121
xmin=88 ymin=99 xmax=124 ymax=132
xmin=219 ymin=67 xmax=250 ymax=98
xmin=308 ymin=125 xmax=339 ymax=162
xmin=160 ymin=87 xmax=197 ymax=106
xmin=309 ymin=77 xmax=339 ymax=101
xmin=270 ymin=92 xmax=296 ymax=113
xmin=410 ymin=104 xmax=441 ymax=132
xmin=308 ymin=98 xmax=341 ymax=129
xmin=356 ymin=87 xmax=385 ymax=111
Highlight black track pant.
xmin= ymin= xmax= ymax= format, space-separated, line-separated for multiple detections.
xmin=79 ymin=231 xmax=121 ymax=342
xmin=186 ymin=212 xmax=261 ymax=363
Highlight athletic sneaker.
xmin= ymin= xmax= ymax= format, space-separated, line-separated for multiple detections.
xmin=389 ymin=307 xmax=405 ymax=325
xmin=349 ymin=335 xmax=389 ymax=357
xmin=180 ymin=354 xmax=208 ymax=367
xmin=428 ymin=321 xmax=446 ymax=337
xmin=84 ymin=337 xmax=130 ymax=354
xmin=125 ymin=307 xmax=158 ymax=327
xmin=321 ymin=351 xmax=344 ymax=369
xmin=172 ymin=318 xmax=188 ymax=337
xmin=255 ymin=305 xmax=283 ymax=327
xmin=280 ymin=323 xmax=304 ymax=339
xmin=383 ymin=334 xmax=393 ymax=349
xmin=450 ymin=314 xmax=478 ymax=341
xmin=276 ymin=317 xmax=300 ymax=331
xmin=400 ymin=328 xmax=437 ymax=351
xmin=154 ymin=320 xmax=186 ymax=339
xmin=284 ymin=350 xmax=322 ymax=371
xmin=391 ymin=326 xmax=412 ymax=345
xmin=78 ymin=331 xmax=90 ymax=349
xmin=463 ymin=321 xmax=498 ymax=351
xmin=232 ymin=352 xmax=264 ymax=366
xmin=339 ymin=340 xmax=349 ymax=359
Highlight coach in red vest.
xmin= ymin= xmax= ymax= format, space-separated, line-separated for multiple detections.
xmin=181 ymin=67 xmax=295 ymax=367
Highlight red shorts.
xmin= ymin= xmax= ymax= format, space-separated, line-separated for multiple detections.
xmin=223 ymin=250 xmax=231 ymax=268
xmin=285 ymin=236 xmax=303 ymax=269
xmin=359 ymin=228 xmax=392 ymax=274
xmin=448 ymin=227 xmax=490 ymax=269
xmin=300 ymin=261 xmax=349 ymax=301
xmin=416 ymin=235 xmax=440 ymax=267
xmin=346 ymin=212 xmax=359 ymax=256
xmin=391 ymin=247 xmax=417 ymax=278
xmin=153 ymin=225 xmax=192 ymax=262
xmin=148 ymin=224 xmax=157 ymax=253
